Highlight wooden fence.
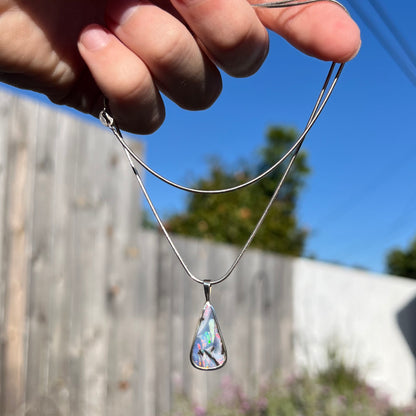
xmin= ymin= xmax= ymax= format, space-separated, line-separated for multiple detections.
xmin=0 ymin=91 xmax=293 ymax=416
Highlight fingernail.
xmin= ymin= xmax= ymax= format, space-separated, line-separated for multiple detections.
xmin=80 ymin=25 xmax=111 ymax=51
xmin=107 ymin=0 xmax=140 ymax=26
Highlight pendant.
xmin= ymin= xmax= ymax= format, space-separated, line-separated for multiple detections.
xmin=190 ymin=281 xmax=227 ymax=370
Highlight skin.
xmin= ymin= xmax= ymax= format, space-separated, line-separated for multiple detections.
xmin=0 ymin=0 xmax=360 ymax=134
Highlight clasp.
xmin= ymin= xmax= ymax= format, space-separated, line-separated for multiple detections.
xmin=99 ymin=97 xmax=114 ymax=128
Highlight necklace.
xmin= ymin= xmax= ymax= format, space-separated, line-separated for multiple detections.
xmin=100 ymin=0 xmax=348 ymax=371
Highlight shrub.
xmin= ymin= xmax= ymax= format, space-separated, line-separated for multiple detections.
xmin=172 ymin=350 xmax=416 ymax=416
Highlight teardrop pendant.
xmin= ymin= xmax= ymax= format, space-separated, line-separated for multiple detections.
xmin=190 ymin=282 xmax=227 ymax=370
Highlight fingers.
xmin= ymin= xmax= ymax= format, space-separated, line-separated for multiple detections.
xmin=78 ymin=0 xmax=360 ymax=134
xmin=253 ymin=1 xmax=361 ymax=63
xmin=78 ymin=24 xmax=165 ymax=134
xmin=106 ymin=0 xmax=222 ymax=110
xmin=78 ymin=0 xmax=270 ymax=133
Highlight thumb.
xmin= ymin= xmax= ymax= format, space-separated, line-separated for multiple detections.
xmin=253 ymin=1 xmax=361 ymax=63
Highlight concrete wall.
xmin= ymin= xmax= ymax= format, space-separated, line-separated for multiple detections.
xmin=293 ymin=258 xmax=416 ymax=405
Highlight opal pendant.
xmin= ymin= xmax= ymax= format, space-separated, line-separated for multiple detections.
xmin=190 ymin=282 xmax=227 ymax=370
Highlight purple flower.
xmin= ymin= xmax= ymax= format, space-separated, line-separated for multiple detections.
xmin=256 ymin=397 xmax=268 ymax=411
xmin=193 ymin=405 xmax=206 ymax=416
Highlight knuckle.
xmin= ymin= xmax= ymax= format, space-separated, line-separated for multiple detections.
xmin=108 ymin=63 xmax=155 ymax=104
xmin=216 ymin=25 xmax=269 ymax=77
xmin=149 ymin=28 xmax=189 ymax=70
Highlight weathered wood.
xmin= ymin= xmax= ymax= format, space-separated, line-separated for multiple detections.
xmin=137 ymin=229 xmax=159 ymax=416
xmin=2 ymin=95 xmax=37 ymax=415
xmin=25 ymin=96 xmax=57 ymax=411
xmin=0 ymin=90 xmax=11 ymax=413
xmin=48 ymin=111 xmax=83 ymax=416
xmin=0 ymin=89 xmax=294 ymax=416
xmin=103 ymin=135 xmax=143 ymax=416
xmin=41 ymin=110 xmax=74 ymax=416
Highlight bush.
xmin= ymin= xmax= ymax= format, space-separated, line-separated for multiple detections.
xmin=172 ymin=350 xmax=416 ymax=416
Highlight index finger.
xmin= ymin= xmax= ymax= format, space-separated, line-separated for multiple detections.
xmin=252 ymin=1 xmax=361 ymax=62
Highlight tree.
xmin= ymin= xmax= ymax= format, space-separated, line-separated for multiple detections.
xmin=386 ymin=238 xmax=416 ymax=279
xmin=166 ymin=126 xmax=310 ymax=256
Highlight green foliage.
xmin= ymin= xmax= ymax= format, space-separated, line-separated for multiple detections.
xmin=167 ymin=127 xmax=310 ymax=256
xmin=386 ymin=237 xmax=416 ymax=279
xmin=172 ymin=350 xmax=416 ymax=416
xmin=317 ymin=346 xmax=363 ymax=396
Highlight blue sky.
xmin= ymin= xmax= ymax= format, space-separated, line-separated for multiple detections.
xmin=142 ymin=0 xmax=416 ymax=274
xmin=5 ymin=0 xmax=415 ymax=274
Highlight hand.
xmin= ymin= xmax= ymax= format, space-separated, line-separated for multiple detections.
xmin=0 ymin=0 xmax=360 ymax=134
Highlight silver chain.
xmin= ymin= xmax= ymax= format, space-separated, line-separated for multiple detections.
xmin=252 ymin=0 xmax=347 ymax=12
xmin=100 ymin=0 xmax=348 ymax=286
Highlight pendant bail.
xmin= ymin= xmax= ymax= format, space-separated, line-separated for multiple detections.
xmin=203 ymin=280 xmax=211 ymax=303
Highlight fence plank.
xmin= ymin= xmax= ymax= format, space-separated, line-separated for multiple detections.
xmin=25 ymin=99 xmax=57 ymax=413
xmin=137 ymin=229 xmax=159 ymax=416
xmin=103 ymin=137 xmax=143 ymax=416
xmin=0 ymin=90 xmax=12 ymax=412
xmin=2 ymin=95 xmax=37 ymax=415
xmin=72 ymin=119 xmax=111 ymax=416
xmin=49 ymin=111 xmax=85 ymax=416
